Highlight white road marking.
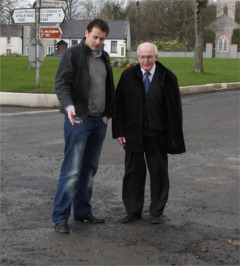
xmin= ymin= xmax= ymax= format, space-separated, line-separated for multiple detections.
xmin=0 ymin=109 xmax=58 ymax=117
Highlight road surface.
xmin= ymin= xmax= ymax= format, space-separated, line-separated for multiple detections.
xmin=1 ymin=90 xmax=239 ymax=265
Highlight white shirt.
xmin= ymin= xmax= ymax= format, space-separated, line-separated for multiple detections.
xmin=141 ymin=63 xmax=156 ymax=82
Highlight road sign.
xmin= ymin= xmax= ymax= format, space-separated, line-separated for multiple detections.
xmin=28 ymin=39 xmax=45 ymax=68
xmin=41 ymin=0 xmax=67 ymax=10
xmin=40 ymin=27 xmax=62 ymax=39
xmin=12 ymin=9 xmax=35 ymax=24
xmin=40 ymin=8 xmax=65 ymax=23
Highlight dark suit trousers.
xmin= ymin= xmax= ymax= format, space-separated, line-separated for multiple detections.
xmin=122 ymin=134 xmax=169 ymax=216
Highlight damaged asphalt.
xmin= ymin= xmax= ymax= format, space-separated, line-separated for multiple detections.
xmin=0 ymin=89 xmax=239 ymax=265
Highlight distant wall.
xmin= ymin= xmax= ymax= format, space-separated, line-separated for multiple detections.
xmin=127 ymin=49 xmax=240 ymax=58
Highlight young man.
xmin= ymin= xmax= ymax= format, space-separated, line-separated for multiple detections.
xmin=53 ymin=19 xmax=115 ymax=233
xmin=112 ymin=42 xmax=185 ymax=224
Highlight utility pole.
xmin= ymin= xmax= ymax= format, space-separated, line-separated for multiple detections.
xmin=136 ymin=1 xmax=140 ymax=45
xmin=36 ymin=0 xmax=41 ymax=87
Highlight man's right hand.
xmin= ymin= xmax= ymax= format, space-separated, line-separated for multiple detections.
xmin=116 ymin=137 xmax=126 ymax=146
xmin=67 ymin=106 xmax=81 ymax=125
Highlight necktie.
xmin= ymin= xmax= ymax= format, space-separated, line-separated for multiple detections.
xmin=144 ymin=72 xmax=151 ymax=93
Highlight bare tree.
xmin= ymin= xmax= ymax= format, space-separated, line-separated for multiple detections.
xmin=68 ymin=0 xmax=129 ymax=20
xmin=193 ymin=0 xmax=208 ymax=73
xmin=0 ymin=0 xmax=32 ymax=23
xmin=64 ymin=0 xmax=81 ymax=20
xmin=124 ymin=1 xmax=139 ymax=47
xmin=66 ymin=0 xmax=104 ymax=20
xmin=79 ymin=0 xmax=96 ymax=19
xmin=0 ymin=0 xmax=26 ymax=24
xmin=203 ymin=0 xmax=217 ymax=26
xmin=99 ymin=0 xmax=128 ymax=20
xmin=132 ymin=0 xmax=195 ymax=48
xmin=235 ymin=1 xmax=240 ymax=24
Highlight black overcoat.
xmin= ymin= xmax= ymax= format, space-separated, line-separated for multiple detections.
xmin=112 ymin=61 xmax=186 ymax=154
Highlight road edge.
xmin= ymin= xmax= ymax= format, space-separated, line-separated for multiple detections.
xmin=0 ymin=82 xmax=239 ymax=108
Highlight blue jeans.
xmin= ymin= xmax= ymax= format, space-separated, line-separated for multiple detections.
xmin=52 ymin=115 xmax=107 ymax=224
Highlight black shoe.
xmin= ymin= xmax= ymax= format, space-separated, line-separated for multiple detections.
xmin=55 ymin=221 xmax=70 ymax=233
xmin=122 ymin=213 xmax=142 ymax=223
xmin=149 ymin=215 xmax=163 ymax=224
xmin=75 ymin=214 xmax=105 ymax=224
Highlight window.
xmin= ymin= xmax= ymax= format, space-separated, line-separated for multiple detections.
xmin=218 ymin=35 xmax=228 ymax=52
xmin=121 ymin=46 xmax=125 ymax=57
xmin=7 ymin=37 xmax=11 ymax=45
xmin=28 ymin=28 xmax=31 ymax=39
xmin=47 ymin=46 xmax=54 ymax=55
xmin=223 ymin=6 xmax=228 ymax=16
xmin=111 ymin=41 xmax=117 ymax=53
xmin=6 ymin=49 xmax=11 ymax=54
xmin=71 ymin=40 xmax=78 ymax=46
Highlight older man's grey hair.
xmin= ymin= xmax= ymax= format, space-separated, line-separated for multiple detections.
xmin=137 ymin=42 xmax=158 ymax=55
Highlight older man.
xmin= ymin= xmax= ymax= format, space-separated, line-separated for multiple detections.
xmin=112 ymin=42 xmax=185 ymax=224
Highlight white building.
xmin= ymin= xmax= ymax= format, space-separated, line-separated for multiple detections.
xmin=55 ymin=20 xmax=131 ymax=58
xmin=0 ymin=25 xmax=23 ymax=55
xmin=0 ymin=20 xmax=131 ymax=58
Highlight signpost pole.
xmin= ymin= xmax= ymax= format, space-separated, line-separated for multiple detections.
xmin=36 ymin=0 xmax=40 ymax=87
xmin=12 ymin=1 xmax=66 ymax=88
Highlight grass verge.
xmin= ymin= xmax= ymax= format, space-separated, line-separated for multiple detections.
xmin=1 ymin=56 xmax=239 ymax=94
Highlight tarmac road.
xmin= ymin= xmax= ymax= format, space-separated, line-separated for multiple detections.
xmin=1 ymin=90 xmax=239 ymax=265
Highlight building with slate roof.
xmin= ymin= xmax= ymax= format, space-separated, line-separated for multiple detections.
xmin=0 ymin=20 xmax=130 ymax=58
xmin=0 ymin=24 xmax=24 ymax=55
xmin=56 ymin=19 xmax=131 ymax=57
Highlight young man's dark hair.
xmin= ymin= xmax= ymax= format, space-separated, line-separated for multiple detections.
xmin=86 ymin=18 xmax=110 ymax=36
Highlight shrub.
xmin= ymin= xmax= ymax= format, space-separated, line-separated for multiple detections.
xmin=204 ymin=29 xmax=216 ymax=45
xmin=231 ymin=28 xmax=240 ymax=51
xmin=152 ymin=41 xmax=185 ymax=51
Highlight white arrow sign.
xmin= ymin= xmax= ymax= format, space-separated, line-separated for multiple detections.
xmin=41 ymin=0 xmax=67 ymax=10
xmin=12 ymin=9 xmax=35 ymax=23
xmin=40 ymin=8 xmax=65 ymax=23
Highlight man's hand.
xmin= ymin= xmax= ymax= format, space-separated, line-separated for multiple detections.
xmin=67 ymin=106 xmax=81 ymax=125
xmin=102 ymin=116 xmax=109 ymax=124
xmin=117 ymin=137 xmax=126 ymax=146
